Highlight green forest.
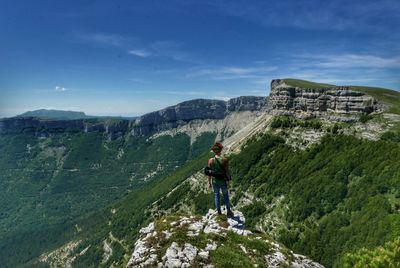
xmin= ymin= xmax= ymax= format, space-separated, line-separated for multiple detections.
xmin=4 ymin=126 xmax=400 ymax=267
xmin=229 ymin=132 xmax=400 ymax=267
xmin=0 ymin=130 xmax=216 ymax=267
xmin=2 ymin=107 xmax=400 ymax=267
xmin=62 ymin=129 xmax=400 ymax=268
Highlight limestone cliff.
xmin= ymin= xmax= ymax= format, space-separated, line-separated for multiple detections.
xmin=267 ymin=79 xmax=378 ymax=120
xmin=0 ymin=96 xmax=266 ymax=137
xmin=131 ymin=96 xmax=266 ymax=136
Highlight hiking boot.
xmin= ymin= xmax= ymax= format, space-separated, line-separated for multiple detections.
xmin=217 ymin=209 xmax=222 ymax=215
xmin=227 ymin=210 xmax=234 ymax=218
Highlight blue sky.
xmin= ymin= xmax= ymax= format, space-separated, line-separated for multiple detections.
xmin=1 ymin=0 xmax=399 ymax=117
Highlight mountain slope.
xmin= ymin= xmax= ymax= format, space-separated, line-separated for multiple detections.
xmin=0 ymin=131 xmax=216 ymax=267
xmin=229 ymin=133 xmax=400 ymax=267
xmin=21 ymin=109 xmax=273 ymax=268
xmin=1 ymin=97 xmax=266 ymax=267
xmin=5 ymin=78 xmax=400 ymax=267
xmin=54 ymin=122 xmax=399 ymax=267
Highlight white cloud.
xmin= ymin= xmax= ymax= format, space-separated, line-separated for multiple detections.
xmin=212 ymin=96 xmax=233 ymax=101
xmin=165 ymin=90 xmax=204 ymax=96
xmin=73 ymin=32 xmax=195 ymax=62
xmin=262 ymin=52 xmax=400 ymax=89
xmin=146 ymin=99 xmax=162 ymax=104
xmin=151 ymin=40 xmax=198 ymax=62
xmin=214 ymin=0 xmax=400 ymax=33
xmin=73 ymin=33 xmax=127 ymax=47
xmin=313 ymin=54 xmax=400 ymax=69
xmin=188 ymin=65 xmax=278 ymax=80
xmin=55 ymin=86 xmax=67 ymax=92
xmin=128 ymin=49 xmax=151 ymax=57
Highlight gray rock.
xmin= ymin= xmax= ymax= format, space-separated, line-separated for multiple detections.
xmin=267 ymin=79 xmax=379 ymax=120
xmin=127 ymin=209 xmax=324 ymax=268
xmin=198 ymin=250 xmax=209 ymax=259
xmin=139 ymin=222 xmax=155 ymax=234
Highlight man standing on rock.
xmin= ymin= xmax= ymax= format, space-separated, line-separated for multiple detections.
xmin=208 ymin=142 xmax=234 ymax=218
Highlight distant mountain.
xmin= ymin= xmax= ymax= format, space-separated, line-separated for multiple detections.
xmin=3 ymin=97 xmax=266 ymax=137
xmin=16 ymin=109 xmax=137 ymax=120
xmin=17 ymin=109 xmax=89 ymax=120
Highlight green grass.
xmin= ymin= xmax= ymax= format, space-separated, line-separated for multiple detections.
xmin=283 ymin=78 xmax=400 ymax=115
xmin=212 ymin=245 xmax=253 ymax=268
xmin=350 ymin=86 xmax=400 ymax=114
xmin=282 ymin=78 xmax=334 ymax=89
xmin=342 ymin=238 xmax=400 ymax=268
xmin=210 ymin=231 xmax=272 ymax=267
xmin=270 ymin=116 xmax=322 ymax=130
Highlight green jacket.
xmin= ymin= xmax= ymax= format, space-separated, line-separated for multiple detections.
xmin=211 ymin=156 xmax=226 ymax=185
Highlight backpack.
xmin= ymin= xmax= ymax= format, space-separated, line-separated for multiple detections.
xmin=204 ymin=157 xmax=232 ymax=181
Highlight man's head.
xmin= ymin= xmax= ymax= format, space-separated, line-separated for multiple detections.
xmin=211 ymin=142 xmax=223 ymax=154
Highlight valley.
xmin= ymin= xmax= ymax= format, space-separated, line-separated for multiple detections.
xmin=1 ymin=79 xmax=399 ymax=267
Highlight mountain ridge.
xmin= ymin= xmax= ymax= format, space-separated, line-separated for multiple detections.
xmin=16 ymin=109 xmax=137 ymax=121
xmin=1 ymin=96 xmax=266 ymax=137
xmin=2 ymin=78 xmax=400 ymax=267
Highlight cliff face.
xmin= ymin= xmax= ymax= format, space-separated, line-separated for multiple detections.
xmin=267 ymin=79 xmax=378 ymax=119
xmin=131 ymin=96 xmax=266 ymax=135
xmin=0 ymin=96 xmax=266 ymax=137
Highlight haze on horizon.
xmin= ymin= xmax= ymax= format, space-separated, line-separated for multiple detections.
xmin=1 ymin=0 xmax=399 ymax=118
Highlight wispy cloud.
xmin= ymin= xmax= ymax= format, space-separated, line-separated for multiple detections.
xmin=273 ymin=52 xmax=400 ymax=89
xmin=151 ymin=40 xmax=198 ymax=62
xmin=73 ymin=32 xmax=129 ymax=47
xmin=146 ymin=99 xmax=162 ymax=104
xmin=55 ymin=86 xmax=68 ymax=92
xmin=165 ymin=90 xmax=204 ymax=96
xmin=128 ymin=49 xmax=152 ymax=57
xmin=212 ymin=96 xmax=232 ymax=101
xmin=188 ymin=65 xmax=277 ymax=80
xmin=74 ymin=32 xmax=195 ymax=62
xmin=214 ymin=0 xmax=400 ymax=33
xmin=302 ymin=54 xmax=400 ymax=69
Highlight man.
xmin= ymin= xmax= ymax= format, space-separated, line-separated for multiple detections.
xmin=208 ymin=142 xmax=234 ymax=218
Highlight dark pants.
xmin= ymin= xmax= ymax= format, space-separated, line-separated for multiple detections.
xmin=212 ymin=182 xmax=231 ymax=213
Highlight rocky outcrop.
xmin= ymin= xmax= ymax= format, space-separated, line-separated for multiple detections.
xmin=127 ymin=209 xmax=324 ymax=267
xmin=227 ymin=96 xmax=267 ymax=112
xmin=148 ymin=111 xmax=265 ymax=145
xmin=131 ymin=96 xmax=266 ymax=136
xmin=267 ymin=79 xmax=378 ymax=120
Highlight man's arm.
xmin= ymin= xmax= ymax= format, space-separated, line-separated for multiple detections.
xmin=207 ymin=158 xmax=213 ymax=189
